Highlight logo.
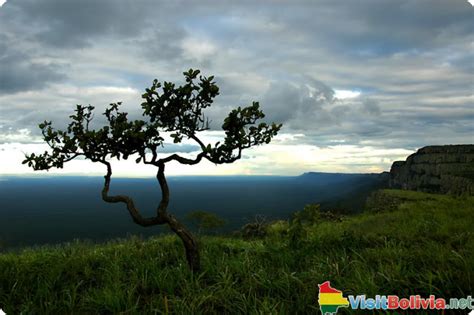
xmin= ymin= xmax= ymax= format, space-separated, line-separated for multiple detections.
xmin=318 ymin=280 xmax=473 ymax=312
xmin=318 ymin=281 xmax=349 ymax=315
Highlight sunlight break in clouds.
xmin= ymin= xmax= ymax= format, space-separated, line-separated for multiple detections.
xmin=334 ymin=89 xmax=361 ymax=100
xmin=181 ymin=37 xmax=216 ymax=62
xmin=0 ymin=1 xmax=6 ymax=8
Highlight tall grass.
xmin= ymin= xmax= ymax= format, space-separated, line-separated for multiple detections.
xmin=0 ymin=189 xmax=472 ymax=314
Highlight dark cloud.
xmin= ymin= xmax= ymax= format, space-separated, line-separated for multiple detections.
xmin=1 ymin=0 xmax=158 ymax=48
xmin=134 ymin=28 xmax=187 ymax=62
xmin=0 ymin=0 xmax=193 ymax=93
xmin=0 ymin=35 xmax=66 ymax=94
xmin=0 ymin=53 xmax=65 ymax=94
xmin=362 ymin=99 xmax=381 ymax=116
xmin=253 ymin=0 xmax=473 ymax=57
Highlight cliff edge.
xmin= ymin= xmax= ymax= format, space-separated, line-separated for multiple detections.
xmin=389 ymin=144 xmax=474 ymax=195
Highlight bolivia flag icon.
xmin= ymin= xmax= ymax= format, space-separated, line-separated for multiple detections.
xmin=318 ymin=281 xmax=349 ymax=315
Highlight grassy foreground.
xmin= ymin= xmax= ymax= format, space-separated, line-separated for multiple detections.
xmin=0 ymin=189 xmax=473 ymax=314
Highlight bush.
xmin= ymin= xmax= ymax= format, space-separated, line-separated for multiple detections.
xmin=186 ymin=210 xmax=226 ymax=234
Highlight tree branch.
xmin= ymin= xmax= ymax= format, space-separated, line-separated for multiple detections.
xmin=157 ymin=152 xmax=206 ymax=165
xmin=100 ymin=161 xmax=167 ymax=226
xmin=189 ymin=134 xmax=206 ymax=151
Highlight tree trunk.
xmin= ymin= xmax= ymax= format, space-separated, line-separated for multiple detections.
xmin=156 ymin=163 xmax=201 ymax=272
xmin=167 ymin=214 xmax=201 ymax=272
xmin=101 ymin=161 xmax=201 ymax=272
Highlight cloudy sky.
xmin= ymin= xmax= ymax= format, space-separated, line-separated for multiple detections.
xmin=0 ymin=0 xmax=473 ymax=176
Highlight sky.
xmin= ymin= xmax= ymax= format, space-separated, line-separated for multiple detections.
xmin=0 ymin=0 xmax=473 ymax=177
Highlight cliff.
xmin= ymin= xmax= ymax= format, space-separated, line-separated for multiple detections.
xmin=389 ymin=144 xmax=474 ymax=195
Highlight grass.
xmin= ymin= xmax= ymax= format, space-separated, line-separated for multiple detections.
xmin=0 ymin=189 xmax=472 ymax=314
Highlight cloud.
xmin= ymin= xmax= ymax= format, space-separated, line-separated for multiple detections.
xmin=275 ymin=0 xmax=473 ymax=57
xmin=181 ymin=36 xmax=217 ymax=64
xmin=0 ymin=0 xmax=472 ymax=175
xmin=361 ymin=99 xmax=381 ymax=116
xmin=258 ymin=78 xmax=334 ymax=127
xmin=0 ymin=84 xmax=143 ymax=143
xmin=0 ymin=53 xmax=65 ymax=94
xmin=0 ymin=35 xmax=66 ymax=94
xmin=1 ymin=0 xmax=157 ymax=48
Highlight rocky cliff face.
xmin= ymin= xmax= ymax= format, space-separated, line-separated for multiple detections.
xmin=389 ymin=145 xmax=474 ymax=195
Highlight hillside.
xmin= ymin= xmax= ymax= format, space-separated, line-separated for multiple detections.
xmin=299 ymin=172 xmax=389 ymax=212
xmin=0 ymin=190 xmax=472 ymax=314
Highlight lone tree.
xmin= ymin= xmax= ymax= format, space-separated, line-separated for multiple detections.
xmin=23 ymin=69 xmax=281 ymax=271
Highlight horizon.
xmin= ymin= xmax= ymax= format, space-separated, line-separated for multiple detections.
xmin=1 ymin=1 xmax=472 ymax=177
xmin=0 ymin=170 xmax=386 ymax=179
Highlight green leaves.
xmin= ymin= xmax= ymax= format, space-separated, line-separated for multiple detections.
xmin=183 ymin=68 xmax=201 ymax=81
xmin=141 ymin=69 xmax=219 ymax=135
xmin=24 ymin=69 xmax=282 ymax=171
xmin=24 ymin=102 xmax=164 ymax=170
xmin=206 ymin=102 xmax=282 ymax=163
xmin=170 ymin=133 xmax=183 ymax=144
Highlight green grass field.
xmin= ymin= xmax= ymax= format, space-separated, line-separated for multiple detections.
xmin=0 ymin=189 xmax=473 ymax=314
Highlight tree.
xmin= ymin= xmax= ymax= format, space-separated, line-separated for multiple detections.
xmin=23 ymin=69 xmax=282 ymax=271
xmin=186 ymin=210 xmax=226 ymax=234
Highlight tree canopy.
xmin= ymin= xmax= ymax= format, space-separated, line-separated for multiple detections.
xmin=23 ymin=69 xmax=281 ymax=170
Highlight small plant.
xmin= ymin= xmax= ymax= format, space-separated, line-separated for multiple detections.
xmin=296 ymin=204 xmax=322 ymax=225
xmin=265 ymin=220 xmax=288 ymax=237
xmin=186 ymin=210 xmax=226 ymax=234
xmin=288 ymin=204 xmax=321 ymax=248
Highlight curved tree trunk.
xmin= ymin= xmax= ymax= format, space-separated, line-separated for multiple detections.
xmin=156 ymin=162 xmax=201 ymax=271
xmin=101 ymin=161 xmax=201 ymax=272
